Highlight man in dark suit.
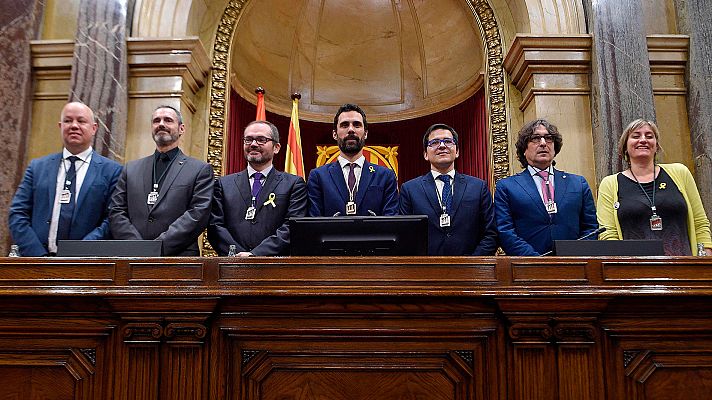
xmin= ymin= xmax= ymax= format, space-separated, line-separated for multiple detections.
xmin=208 ymin=120 xmax=307 ymax=256
xmin=307 ymin=103 xmax=398 ymax=216
xmin=494 ymin=119 xmax=598 ymax=255
xmin=109 ymin=105 xmax=213 ymax=256
xmin=8 ymin=102 xmax=123 ymax=256
xmin=399 ymin=123 xmax=497 ymax=255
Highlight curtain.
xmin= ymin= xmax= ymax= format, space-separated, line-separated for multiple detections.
xmin=226 ymin=88 xmax=489 ymax=185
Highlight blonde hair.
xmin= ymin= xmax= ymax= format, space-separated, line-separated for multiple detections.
xmin=618 ymin=119 xmax=663 ymax=163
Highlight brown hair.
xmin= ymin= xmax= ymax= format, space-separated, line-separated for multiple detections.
xmin=514 ymin=119 xmax=563 ymax=168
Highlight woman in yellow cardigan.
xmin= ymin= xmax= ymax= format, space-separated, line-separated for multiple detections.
xmin=597 ymin=119 xmax=712 ymax=256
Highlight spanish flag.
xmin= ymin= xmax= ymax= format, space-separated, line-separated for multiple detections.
xmin=285 ymin=93 xmax=304 ymax=178
xmin=255 ymin=87 xmax=266 ymax=120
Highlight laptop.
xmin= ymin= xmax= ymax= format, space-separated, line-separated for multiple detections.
xmin=56 ymin=240 xmax=163 ymax=257
xmin=554 ymin=239 xmax=664 ymax=256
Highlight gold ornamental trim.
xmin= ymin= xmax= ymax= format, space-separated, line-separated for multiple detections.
xmin=468 ymin=0 xmax=510 ymax=183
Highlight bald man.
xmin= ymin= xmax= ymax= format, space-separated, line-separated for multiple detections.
xmin=9 ymin=102 xmax=123 ymax=256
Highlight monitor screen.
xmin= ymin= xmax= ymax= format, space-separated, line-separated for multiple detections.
xmin=289 ymin=215 xmax=428 ymax=256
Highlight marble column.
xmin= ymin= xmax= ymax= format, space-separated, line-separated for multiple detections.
xmin=674 ymin=0 xmax=712 ymax=222
xmin=0 ymin=0 xmax=44 ymax=255
xmin=69 ymin=0 xmax=128 ymax=162
xmin=584 ymin=0 xmax=656 ymax=180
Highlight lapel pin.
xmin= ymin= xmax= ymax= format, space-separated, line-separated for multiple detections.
xmin=263 ymin=192 xmax=277 ymax=207
xmin=614 ymin=201 xmax=620 ymax=210
xmin=659 ymin=182 xmax=666 ymax=190
xmin=369 ymin=166 xmax=375 ymax=173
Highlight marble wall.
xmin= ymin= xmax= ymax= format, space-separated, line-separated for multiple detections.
xmin=0 ymin=0 xmax=44 ymax=255
xmin=69 ymin=0 xmax=128 ymax=162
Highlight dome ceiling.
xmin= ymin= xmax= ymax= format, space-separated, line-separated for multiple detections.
xmin=230 ymin=0 xmax=485 ymax=122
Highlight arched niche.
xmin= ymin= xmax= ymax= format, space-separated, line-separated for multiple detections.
xmin=129 ymin=0 xmax=589 ymax=182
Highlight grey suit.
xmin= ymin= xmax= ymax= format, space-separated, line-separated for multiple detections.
xmin=208 ymin=169 xmax=308 ymax=256
xmin=109 ymin=149 xmax=214 ymax=256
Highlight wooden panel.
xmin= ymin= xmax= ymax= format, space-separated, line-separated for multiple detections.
xmin=0 ymin=261 xmax=115 ymax=284
xmin=128 ymin=262 xmax=203 ymax=284
xmin=511 ymin=262 xmax=588 ymax=282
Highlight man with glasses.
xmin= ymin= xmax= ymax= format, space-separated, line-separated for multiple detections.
xmin=208 ymin=120 xmax=307 ymax=256
xmin=399 ymin=124 xmax=497 ymax=255
xmin=494 ymin=119 xmax=598 ymax=255
xmin=109 ymin=105 xmax=214 ymax=256
xmin=307 ymin=103 xmax=398 ymax=216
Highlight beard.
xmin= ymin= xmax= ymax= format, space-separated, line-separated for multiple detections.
xmin=245 ymin=151 xmax=272 ymax=166
xmin=153 ymin=128 xmax=180 ymax=147
xmin=337 ymin=134 xmax=365 ymax=156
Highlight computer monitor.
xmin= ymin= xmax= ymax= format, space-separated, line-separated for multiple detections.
xmin=289 ymin=215 xmax=428 ymax=256
xmin=57 ymin=240 xmax=163 ymax=257
xmin=553 ymin=239 xmax=664 ymax=256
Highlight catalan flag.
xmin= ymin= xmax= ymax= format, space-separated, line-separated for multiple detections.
xmin=255 ymin=87 xmax=266 ymax=120
xmin=285 ymin=93 xmax=304 ymax=178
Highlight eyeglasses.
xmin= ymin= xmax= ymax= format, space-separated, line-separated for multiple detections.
xmin=426 ymin=138 xmax=458 ymax=148
xmin=243 ymin=136 xmax=275 ymax=145
xmin=529 ymin=134 xmax=555 ymax=143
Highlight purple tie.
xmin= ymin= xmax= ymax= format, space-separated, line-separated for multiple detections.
xmin=538 ymin=170 xmax=553 ymax=203
xmin=251 ymin=172 xmax=263 ymax=198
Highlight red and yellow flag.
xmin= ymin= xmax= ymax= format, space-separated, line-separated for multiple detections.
xmin=285 ymin=93 xmax=304 ymax=178
xmin=255 ymin=87 xmax=266 ymax=121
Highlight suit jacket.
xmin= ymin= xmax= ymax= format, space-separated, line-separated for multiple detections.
xmin=8 ymin=152 xmax=122 ymax=256
xmin=307 ymin=161 xmax=399 ymax=217
xmin=207 ymin=169 xmax=308 ymax=256
xmin=109 ymin=149 xmax=214 ymax=256
xmin=494 ymin=168 xmax=598 ymax=255
xmin=399 ymin=172 xmax=497 ymax=255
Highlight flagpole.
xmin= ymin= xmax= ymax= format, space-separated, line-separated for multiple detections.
xmin=285 ymin=92 xmax=305 ymax=178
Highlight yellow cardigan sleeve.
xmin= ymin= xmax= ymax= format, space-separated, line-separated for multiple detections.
xmin=596 ymin=174 xmax=621 ymax=240
xmin=676 ymin=164 xmax=712 ymax=248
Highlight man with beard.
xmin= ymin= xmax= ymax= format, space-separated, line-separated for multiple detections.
xmin=207 ymin=121 xmax=307 ymax=256
xmin=399 ymin=124 xmax=497 ymax=255
xmin=8 ymin=102 xmax=122 ymax=256
xmin=307 ymin=103 xmax=399 ymax=216
xmin=494 ymin=119 xmax=598 ymax=255
xmin=109 ymin=105 xmax=214 ymax=256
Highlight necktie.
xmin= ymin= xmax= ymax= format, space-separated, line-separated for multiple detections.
xmin=538 ymin=170 xmax=554 ymax=203
xmin=57 ymin=156 xmax=79 ymax=240
xmin=251 ymin=172 xmax=263 ymax=198
xmin=347 ymin=163 xmax=357 ymax=192
xmin=438 ymin=174 xmax=452 ymax=213
xmin=155 ymin=152 xmax=171 ymax=182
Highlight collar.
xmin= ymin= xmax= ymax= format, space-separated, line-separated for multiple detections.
xmin=527 ymin=165 xmax=553 ymax=177
xmin=154 ymin=147 xmax=180 ymax=161
xmin=430 ymin=169 xmax=456 ymax=181
xmin=63 ymin=146 xmax=93 ymax=162
xmin=338 ymin=155 xmax=365 ymax=169
xmin=247 ymin=164 xmax=273 ymax=178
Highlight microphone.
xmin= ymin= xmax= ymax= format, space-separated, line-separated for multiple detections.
xmin=333 ymin=211 xmax=342 ymax=217
xmin=577 ymin=227 xmax=606 ymax=241
xmin=540 ymin=227 xmax=606 ymax=256
xmin=367 ymin=210 xmax=377 ymax=216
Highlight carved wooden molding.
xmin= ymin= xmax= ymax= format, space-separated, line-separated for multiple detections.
xmin=123 ymin=322 xmax=163 ymax=342
xmin=164 ymin=322 xmax=207 ymax=343
xmin=241 ymin=349 xmax=261 ymax=366
xmin=79 ymin=348 xmax=97 ymax=366
xmin=646 ymin=34 xmax=689 ymax=95
xmin=509 ymin=319 xmax=597 ymax=343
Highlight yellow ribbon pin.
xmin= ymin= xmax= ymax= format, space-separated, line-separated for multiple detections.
xmin=369 ymin=166 xmax=375 ymax=173
xmin=659 ymin=182 xmax=666 ymax=190
xmin=263 ymin=192 xmax=276 ymax=207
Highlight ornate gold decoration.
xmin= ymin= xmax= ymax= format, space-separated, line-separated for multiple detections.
xmin=316 ymin=145 xmax=400 ymax=178
xmin=468 ymin=0 xmax=510 ymax=183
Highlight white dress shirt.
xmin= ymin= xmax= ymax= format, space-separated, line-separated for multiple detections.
xmin=527 ymin=165 xmax=555 ymax=203
xmin=337 ymin=155 xmax=365 ymax=192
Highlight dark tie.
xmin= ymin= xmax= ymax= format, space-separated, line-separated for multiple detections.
xmin=347 ymin=163 xmax=357 ymax=192
xmin=155 ymin=152 xmax=171 ymax=181
xmin=251 ymin=172 xmax=263 ymax=198
xmin=537 ymin=170 xmax=554 ymax=203
xmin=57 ymin=156 xmax=79 ymax=240
xmin=438 ymin=174 xmax=452 ymax=214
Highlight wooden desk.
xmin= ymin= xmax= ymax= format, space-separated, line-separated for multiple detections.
xmin=0 ymin=256 xmax=711 ymax=399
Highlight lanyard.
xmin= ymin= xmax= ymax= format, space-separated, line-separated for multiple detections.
xmin=630 ymin=165 xmax=657 ymax=214
xmin=434 ymin=175 xmax=452 ymax=212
